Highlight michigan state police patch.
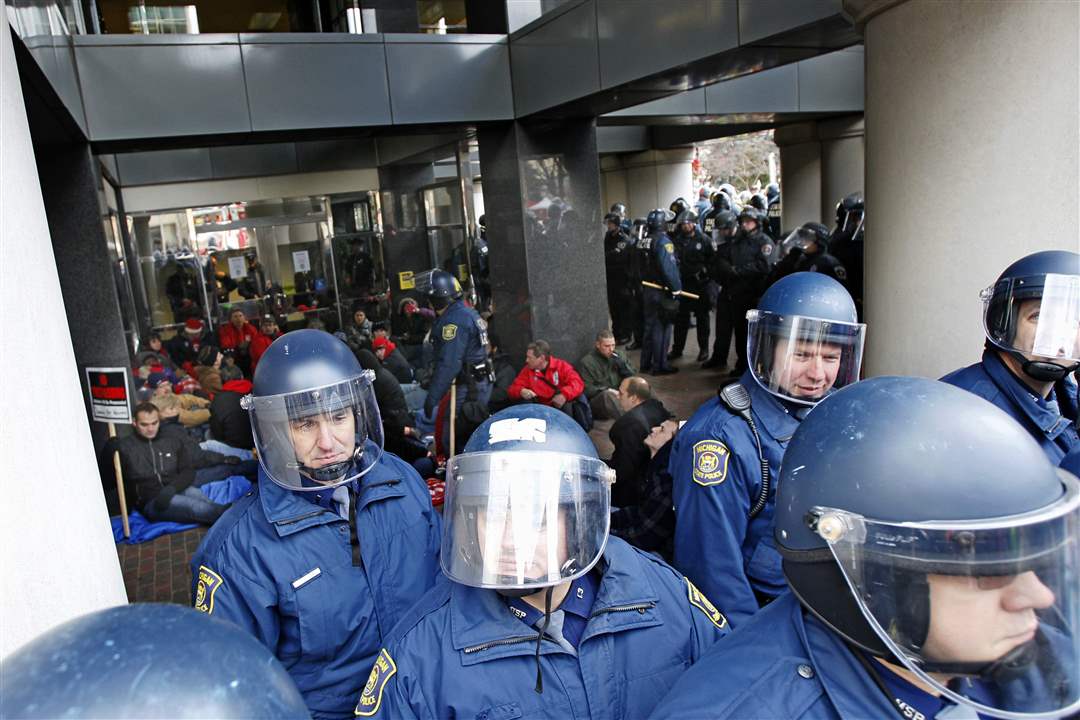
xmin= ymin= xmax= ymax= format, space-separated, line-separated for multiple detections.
xmin=194 ymin=565 xmax=223 ymax=614
xmin=686 ymin=578 xmax=728 ymax=630
xmin=692 ymin=439 xmax=730 ymax=486
xmin=442 ymin=324 xmax=458 ymax=341
xmin=355 ymin=648 xmax=397 ymax=717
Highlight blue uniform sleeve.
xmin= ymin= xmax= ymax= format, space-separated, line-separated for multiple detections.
xmin=657 ymin=239 xmax=683 ymax=292
xmin=669 ymin=419 xmax=761 ymax=627
xmin=424 ymin=312 xmax=469 ymax=416
xmin=191 ymin=549 xmax=280 ymax=650
xmin=354 ymin=645 xmax=425 ymax=719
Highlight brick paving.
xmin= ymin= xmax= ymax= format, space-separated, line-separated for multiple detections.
xmin=115 ymin=329 xmax=729 ymax=604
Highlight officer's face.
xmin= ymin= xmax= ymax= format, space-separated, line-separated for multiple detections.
xmin=681 ymin=222 xmax=694 ymax=235
xmin=476 ymin=505 xmax=569 ymax=583
xmin=740 ymin=218 xmax=758 ymax=233
xmin=289 ymin=410 xmax=356 ymax=476
xmin=771 ymin=339 xmax=842 ymax=400
xmin=596 ymin=337 xmax=616 ymax=358
xmin=921 ymin=571 xmax=1055 ymax=664
xmin=134 ymin=410 xmax=160 ymax=440
xmin=1012 ymin=298 xmax=1080 ymax=361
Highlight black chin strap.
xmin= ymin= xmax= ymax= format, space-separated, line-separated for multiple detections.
xmin=1011 ymin=351 xmax=1080 ymax=383
xmin=534 ymin=587 xmax=554 ymax=694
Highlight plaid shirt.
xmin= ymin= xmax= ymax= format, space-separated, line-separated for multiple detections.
xmin=610 ymin=440 xmax=675 ymax=561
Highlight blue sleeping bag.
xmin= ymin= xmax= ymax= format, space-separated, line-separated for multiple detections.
xmin=112 ymin=476 xmax=252 ymax=544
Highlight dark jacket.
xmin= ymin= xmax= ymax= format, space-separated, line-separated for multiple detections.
xmin=110 ymin=429 xmax=229 ymax=512
xmin=712 ymin=230 xmax=772 ymax=300
xmin=164 ymin=330 xmax=215 ymax=366
xmin=357 ymin=350 xmax=412 ymax=437
xmin=487 ymin=352 xmax=518 ymax=413
xmin=209 ymin=391 xmax=254 ymax=450
xmin=608 ymin=398 xmax=671 ymax=508
xmin=381 ymin=347 xmax=415 ymax=384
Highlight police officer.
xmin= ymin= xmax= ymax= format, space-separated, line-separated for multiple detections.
xmin=610 ymin=202 xmax=632 ymax=234
xmin=702 ymin=210 xmax=739 ymax=370
xmin=769 ymin=222 xmax=847 ymax=286
xmin=625 ymin=217 xmax=648 ymax=350
xmin=473 ymin=215 xmax=491 ymax=311
xmin=651 ymin=376 xmax=1079 ymax=719
xmin=669 ymin=209 xmax=713 ymax=362
xmin=942 ymin=250 xmax=1080 ymax=464
xmin=708 ymin=206 xmax=773 ymax=375
xmin=637 ymin=209 xmax=682 ymax=375
xmin=670 ymin=273 xmax=865 ymax=625
xmin=764 ymin=183 xmax=781 ymax=239
xmin=668 ymin=197 xmax=690 ymax=235
xmin=423 ymin=269 xmax=492 ymax=450
xmin=189 ymin=329 xmax=441 ymax=719
xmin=604 ymin=212 xmax=634 ymax=345
xmin=829 ymin=192 xmax=865 ymax=320
xmin=355 ymin=405 xmax=730 ymax=720
xmin=699 ymin=191 xmax=733 ymax=241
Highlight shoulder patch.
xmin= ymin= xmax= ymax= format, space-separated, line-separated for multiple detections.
xmin=692 ymin=439 xmax=730 ymax=486
xmin=834 ymin=266 xmax=847 ymax=280
xmin=194 ymin=565 xmax=224 ymax=614
xmin=663 ymin=242 xmax=675 ymax=254
xmin=441 ymin=324 xmax=458 ymax=341
xmin=761 ymin=243 xmax=774 ymax=257
xmin=355 ymin=648 xmax=397 ymax=717
xmin=686 ymin=577 xmax=728 ymax=630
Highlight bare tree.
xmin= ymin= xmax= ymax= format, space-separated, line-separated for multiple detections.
xmin=696 ymin=130 xmax=779 ymax=193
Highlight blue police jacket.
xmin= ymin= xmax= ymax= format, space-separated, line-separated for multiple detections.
xmin=654 ymin=232 xmax=683 ymax=292
xmin=941 ymin=349 xmax=1079 ymax=465
xmin=190 ymin=453 xmax=442 ymax=719
xmin=424 ymin=299 xmax=489 ymax=415
xmin=669 ymin=372 xmax=800 ymax=626
xmin=354 ymin=536 xmax=729 ymax=720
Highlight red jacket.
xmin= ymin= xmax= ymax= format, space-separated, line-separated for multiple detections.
xmin=507 ymin=356 xmax=585 ymax=405
xmin=249 ymin=333 xmax=276 ymax=371
xmin=219 ymin=322 xmax=261 ymax=353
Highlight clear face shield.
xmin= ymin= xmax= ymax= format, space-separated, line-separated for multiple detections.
xmin=746 ymin=310 xmax=866 ymax=406
xmin=241 ymin=372 xmax=384 ymax=491
xmin=441 ymin=451 xmax=615 ymax=591
xmin=779 ymin=227 xmax=820 ymax=260
xmin=982 ymin=273 xmax=1080 ymax=363
xmin=810 ymin=471 xmax=1080 ymax=719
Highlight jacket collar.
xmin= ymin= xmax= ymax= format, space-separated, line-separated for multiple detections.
xmin=449 ymin=538 xmax=660 ymax=661
xmin=259 ymin=451 xmax=406 ymax=537
xmin=740 ymin=371 xmax=802 ymax=442
xmin=981 ymin=349 xmax=1075 ymax=436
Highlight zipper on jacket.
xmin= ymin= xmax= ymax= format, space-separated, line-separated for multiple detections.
xmin=590 ymin=601 xmax=655 ymax=618
xmin=274 ymin=509 xmax=325 ymax=527
xmin=463 ymin=634 xmax=557 ymax=654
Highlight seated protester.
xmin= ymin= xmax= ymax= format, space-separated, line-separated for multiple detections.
xmin=111 ymin=402 xmax=243 ymax=525
xmin=942 ymin=250 xmax=1079 ymax=464
xmin=248 ymin=315 xmax=280 ymax=373
xmin=394 ymin=297 xmax=434 ymax=368
xmin=218 ymin=308 xmax=262 ymax=376
xmin=608 ymin=376 xmax=672 ymax=508
xmin=357 ymin=405 xmax=729 ymax=720
xmin=373 ymin=336 xmax=414 ymax=384
xmin=165 ymin=317 xmax=214 ymax=367
xmin=670 ymin=272 xmax=865 ymax=626
xmin=611 ymin=419 xmax=679 ymax=561
xmin=194 ymin=345 xmax=225 ymax=397
xmin=209 ymin=379 xmax=255 ymax=451
xmin=486 ymin=332 xmax=518 ymax=414
xmin=344 ymin=302 xmax=374 ymax=356
xmin=578 ymin=329 xmax=635 ymax=420
xmin=191 ymin=330 xmax=441 ymax=719
xmin=147 ymin=372 xmax=211 ymax=428
xmin=649 ymin=377 xmax=1080 ymax=720
xmin=507 ymin=339 xmax=585 ymax=411
xmin=356 ymin=349 xmax=427 ymax=464
xmin=219 ymin=349 xmax=244 ymax=383
xmin=135 ymin=332 xmax=182 ymax=377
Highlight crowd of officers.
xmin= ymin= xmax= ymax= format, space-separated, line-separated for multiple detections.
xmin=604 ymin=185 xmax=865 ymax=377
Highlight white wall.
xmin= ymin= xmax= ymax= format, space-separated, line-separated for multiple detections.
xmin=819 ymin=116 xmax=864 ymax=220
xmin=774 ymin=123 xmax=824 ymax=231
xmin=1 ymin=20 xmax=127 ymax=658
xmin=600 ymin=149 xmax=693 ymax=220
xmin=122 ymin=168 xmax=381 ymax=213
xmin=861 ymin=0 xmax=1079 ymax=378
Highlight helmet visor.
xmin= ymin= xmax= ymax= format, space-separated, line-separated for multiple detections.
xmin=982 ymin=273 xmax=1080 ymax=362
xmin=747 ymin=310 xmax=866 ymax=406
xmin=813 ymin=471 xmax=1080 ymax=719
xmin=242 ymin=372 xmax=384 ymax=491
xmin=441 ymin=451 xmax=614 ymax=590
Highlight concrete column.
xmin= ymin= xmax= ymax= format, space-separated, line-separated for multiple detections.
xmin=774 ymin=123 xmax=822 ymax=232
xmin=847 ymin=0 xmax=1079 ymax=378
xmin=1 ymin=20 xmax=126 ymax=658
xmin=624 ymin=149 xmax=694 ymax=219
xmin=818 ymin=116 xmax=864 ymax=222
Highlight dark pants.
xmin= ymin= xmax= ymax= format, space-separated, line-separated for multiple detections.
xmin=715 ymin=295 xmax=755 ymax=372
xmin=673 ymin=291 xmax=710 ymax=355
xmin=641 ymin=287 xmax=673 ymax=372
xmin=194 ymin=459 xmax=259 ymax=486
xmin=607 ymin=279 xmax=633 ymax=342
xmin=711 ymin=298 xmax=734 ymax=366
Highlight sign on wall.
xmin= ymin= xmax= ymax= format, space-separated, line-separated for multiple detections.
xmin=227 ymin=256 xmax=247 ymax=279
xmin=292 ymin=250 xmax=311 ymax=272
xmin=398 ymin=270 xmax=415 ymax=290
xmin=85 ymin=367 xmax=132 ymax=424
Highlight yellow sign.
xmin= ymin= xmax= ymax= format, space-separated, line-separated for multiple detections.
xmin=398 ymin=271 xmax=415 ymax=290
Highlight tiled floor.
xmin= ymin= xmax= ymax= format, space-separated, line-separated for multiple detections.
xmin=116 ymin=326 xmax=733 ymax=606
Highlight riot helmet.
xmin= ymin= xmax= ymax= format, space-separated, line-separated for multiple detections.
xmin=835 ymin=192 xmax=865 ymax=236
xmin=776 ymin=376 xmax=1079 ymax=720
xmin=749 ymin=194 xmax=767 ymax=212
xmin=604 ymin=212 xmax=622 ymax=228
xmin=715 ymin=210 xmax=738 ymax=237
xmin=0 ymin=604 xmax=308 ymax=719
xmin=781 ymin=222 xmax=832 ymax=257
xmin=738 ymin=206 xmax=764 ymax=233
xmin=718 ymin=183 xmax=738 ymax=200
xmin=675 ymin=208 xmax=698 ymax=230
xmin=441 ymin=404 xmax=615 ymax=593
xmin=981 ymin=250 xmax=1080 ymax=382
xmin=746 ymin=273 xmax=865 ymax=405
xmin=669 ymin=197 xmax=690 ymax=216
xmin=242 ymin=329 xmax=384 ymax=491
xmin=710 ymin=191 xmax=733 ymax=212
xmin=610 ymin=202 xmax=628 ymax=219
xmin=646 ymin=208 xmax=674 ymax=232
xmin=420 ymin=268 xmax=464 ymax=310
xmin=766 ymin=183 xmax=780 ymax=202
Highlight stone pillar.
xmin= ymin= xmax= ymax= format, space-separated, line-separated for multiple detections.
xmin=1 ymin=21 xmax=126 ymax=657
xmin=847 ymin=0 xmax=1079 ymax=378
xmin=818 ymin=116 xmax=864 ymax=223
xmin=774 ymin=123 xmax=822 ymax=232
xmin=478 ymin=119 xmax=606 ymax=363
